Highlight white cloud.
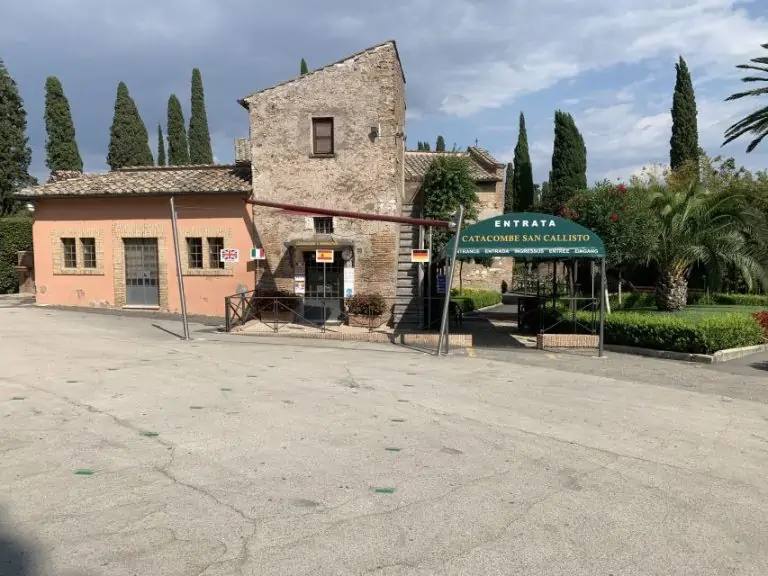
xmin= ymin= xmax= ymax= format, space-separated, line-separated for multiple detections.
xmin=426 ymin=0 xmax=768 ymax=117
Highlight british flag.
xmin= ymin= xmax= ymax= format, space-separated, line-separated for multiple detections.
xmin=220 ymin=249 xmax=239 ymax=262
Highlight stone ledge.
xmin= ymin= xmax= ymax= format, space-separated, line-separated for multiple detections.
xmin=231 ymin=329 xmax=472 ymax=348
xmin=604 ymin=343 xmax=768 ymax=364
xmin=537 ymin=333 xmax=599 ymax=349
xmin=604 ymin=345 xmax=713 ymax=364
xmin=712 ymin=343 xmax=768 ymax=363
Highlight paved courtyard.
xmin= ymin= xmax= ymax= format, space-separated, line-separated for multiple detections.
xmin=1 ymin=306 xmax=768 ymax=575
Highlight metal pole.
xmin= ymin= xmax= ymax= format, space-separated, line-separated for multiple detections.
xmin=427 ymin=227 xmax=433 ymax=330
xmin=599 ymin=257 xmax=606 ymax=357
xmin=437 ymin=205 xmax=464 ymax=356
xmin=323 ymin=261 xmax=327 ymax=330
xmin=169 ymin=196 xmax=190 ymax=340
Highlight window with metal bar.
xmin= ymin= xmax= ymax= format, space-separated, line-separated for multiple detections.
xmin=81 ymin=238 xmax=96 ymax=268
xmin=312 ymin=117 xmax=334 ymax=155
xmin=207 ymin=237 xmax=225 ymax=269
xmin=187 ymin=237 xmax=203 ymax=269
xmin=61 ymin=238 xmax=77 ymax=268
xmin=313 ymin=217 xmax=334 ymax=234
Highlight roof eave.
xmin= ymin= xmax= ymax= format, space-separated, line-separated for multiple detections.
xmin=239 ymin=40 xmax=403 ymax=103
xmin=17 ymin=190 xmax=252 ymax=200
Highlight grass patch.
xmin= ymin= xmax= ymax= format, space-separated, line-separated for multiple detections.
xmin=451 ymin=288 xmax=502 ymax=313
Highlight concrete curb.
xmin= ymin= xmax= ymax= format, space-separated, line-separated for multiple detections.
xmin=605 ymin=343 xmax=768 ymax=364
xmin=712 ymin=344 xmax=768 ymax=363
xmin=604 ymin=345 xmax=714 ymax=364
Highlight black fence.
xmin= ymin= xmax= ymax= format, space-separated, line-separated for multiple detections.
xmin=224 ymin=291 xmax=469 ymax=334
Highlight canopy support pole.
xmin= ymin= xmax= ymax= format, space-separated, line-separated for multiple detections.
xmin=437 ymin=206 xmax=464 ymax=356
xmin=599 ymin=257 xmax=606 ymax=357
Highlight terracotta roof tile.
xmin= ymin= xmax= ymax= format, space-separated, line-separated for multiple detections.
xmin=16 ymin=165 xmax=252 ymax=198
xmin=404 ymin=150 xmax=502 ymax=182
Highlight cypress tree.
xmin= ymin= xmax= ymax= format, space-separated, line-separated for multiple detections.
xmin=188 ymin=68 xmax=213 ymax=164
xmin=166 ymin=94 xmax=190 ymax=166
xmin=157 ymin=124 xmax=166 ymax=166
xmin=0 ymin=58 xmax=35 ymax=215
xmin=107 ymin=82 xmax=153 ymax=170
xmin=546 ymin=110 xmax=587 ymax=212
xmin=512 ymin=112 xmax=535 ymax=212
xmin=503 ymin=163 xmax=514 ymax=212
xmin=417 ymin=141 xmax=424 ymax=151
xmin=670 ymin=56 xmax=699 ymax=171
xmin=436 ymin=135 xmax=446 ymax=152
xmin=300 ymin=58 xmax=309 ymax=75
xmin=43 ymin=76 xmax=83 ymax=173
xmin=423 ymin=141 xmax=431 ymax=151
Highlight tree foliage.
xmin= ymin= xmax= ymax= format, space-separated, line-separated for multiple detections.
xmin=422 ymin=155 xmax=479 ymax=252
xmin=512 ymin=112 xmax=535 ymax=211
xmin=436 ymin=135 xmax=446 ymax=152
xmin=0 ymin=216 xmax=32 ymax=293
xmin=188 ymin=68 xmax=213 ymax=164
xmin=670 ymin=56 xmax=699 ymax=170
xmin=564 ymin=181 xmax=656 ymax=271
xmin=545 ymin=110 xmax=587 ymax=213
xmin=43 ymin=76 xmax=83 ymax=173
xmin=0 ymin=59 xmax=35 ymax=216
xmin=166 ymin=94 xmax=190 ymax=166
xmin=157 ymin=124 xmax=166 ymax=166
xmin=637 ymin=162 xmax=768 ymax=310
xmin=300 ymin=58 xmax=309 ymax=75
xmin=723 ymin=43 xmax=768 ymax=153
xmin=503 ymin=162 xmax=514 ymax=212
xmin=107 ymin=82 xmax=153 ymax=170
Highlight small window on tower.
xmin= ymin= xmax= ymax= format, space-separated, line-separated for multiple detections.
xmin=314 ymin=217 xmax=334 ymax=234
xmin=312 ymin=117 xmax=334 ymax=155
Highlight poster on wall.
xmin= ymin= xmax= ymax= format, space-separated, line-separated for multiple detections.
xmin=294 ymin=275 xmax=305 ymax=295
xmin=343 ymin=268 xmax=355 ymax=298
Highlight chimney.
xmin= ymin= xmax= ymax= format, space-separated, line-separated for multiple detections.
xmin=47 ymin=170 xmax=83 ymax=183
xmin=234 ymin=138 xmax=251 ymax=164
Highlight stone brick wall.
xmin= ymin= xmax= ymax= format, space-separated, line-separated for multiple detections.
xmin=245 ymin=42 xmax=405 ymax=298
xmin=454 ymin=152 xmax=514 ymax=292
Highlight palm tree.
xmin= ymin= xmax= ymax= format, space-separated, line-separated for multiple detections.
xmin=723 ymin=43 xmax=768 ymax=153
xmin=645 ymin=168 xmax=768 ymax=310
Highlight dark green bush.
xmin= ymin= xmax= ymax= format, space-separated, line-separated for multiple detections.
xmin=450 ymin=288 xmax=502 ymax=312
xmin=597 ymin=312 xmax=763 ymax=354
xmin=0 ymin=217 xmax=33 ymax=294
xmin=610 ymin=291 xmax=656 ymax=310
xmin=346 ymin=293 xmax=387 ymax=316
xmin=707 ymin=293 xmax=768 ymax=307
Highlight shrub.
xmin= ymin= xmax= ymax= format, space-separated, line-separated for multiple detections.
xmin=598 ymin=312 xmax=763 ymax=354
xmin=753 ymin=311 xmax=768 ymax=339
xmin=450 ymin=288 xmax=502 ymax=312
xmin=709 ymin=293 xmax=768 ymax=307
xmin=0 ymin=217 xmax=33 ymax=294
xmin=610 ymin=291 xmax=656 ymax=310
xmin=346 ymin=293 xmax=387 ymax=316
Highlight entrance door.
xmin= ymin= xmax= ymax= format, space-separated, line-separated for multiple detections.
xmin=124 ymin=238 xmax=159 ymax=306
xmin=304 ymin=250 xmax=344 ymax=323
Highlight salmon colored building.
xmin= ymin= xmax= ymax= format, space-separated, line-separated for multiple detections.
xmin=16 ymin=165 xmax=253 ymax=317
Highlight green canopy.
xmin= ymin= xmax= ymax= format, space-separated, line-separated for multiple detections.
xmin=444 ymin=212 xmax=605 ymax=259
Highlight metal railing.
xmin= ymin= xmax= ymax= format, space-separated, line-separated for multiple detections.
xmin=224 ymin=292 xmax=469 ymax=334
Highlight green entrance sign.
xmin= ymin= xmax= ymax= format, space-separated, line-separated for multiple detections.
xmin=445 ymin=213 xmax=605 ymax=259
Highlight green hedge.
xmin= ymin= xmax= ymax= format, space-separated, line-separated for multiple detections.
xmin=450 ymin=288 xmax=502 ymax=313
xmin=598 ymin=312 xmax=764 ymax=354
xmin=0 ymin=217 xmax=33 ymax=294
xmin=699 ymin=293 xmax=768 ymax=307
xmin=612 ymin=291 xmax=768 ymax=310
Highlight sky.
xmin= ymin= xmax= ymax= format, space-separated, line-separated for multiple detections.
xmin=1 ymin=0 xmax=767 ymax=185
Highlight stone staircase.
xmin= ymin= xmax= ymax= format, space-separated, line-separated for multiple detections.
xmin=393 ymin=203 xmax=423 ymax=329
